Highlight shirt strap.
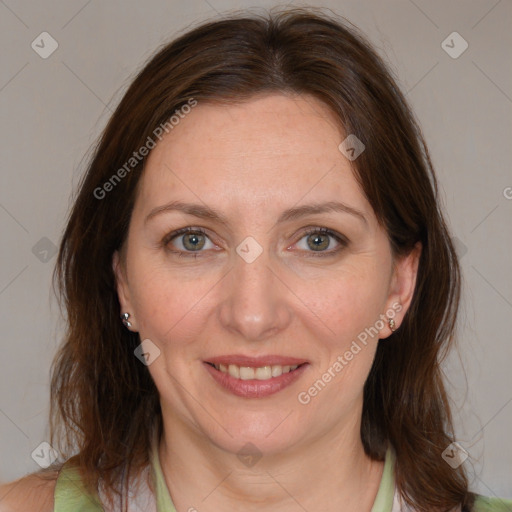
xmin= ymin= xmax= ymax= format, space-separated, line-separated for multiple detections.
xmin=53 ymin=460 xmax=104 ymax=512
xmin=370 ymin=445 xmax=396 ymax=512
xmin=149 ymin=436 xmax=178 ymax=512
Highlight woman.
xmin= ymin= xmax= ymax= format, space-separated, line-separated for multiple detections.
xmin=1 ymin=7 xmax=510 ymax=512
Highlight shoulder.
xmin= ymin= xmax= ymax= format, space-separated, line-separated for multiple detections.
xmin=473 ymin=494 xmax=512 ymax=511
xmin=0 ymin=471 xmax=58 ymax=512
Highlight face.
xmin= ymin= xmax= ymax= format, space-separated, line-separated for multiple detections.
xmin=113 ymin=93 xmax=420 ymax=456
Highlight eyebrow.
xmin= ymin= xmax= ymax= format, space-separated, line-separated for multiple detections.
xmin=144 ymin=200 xmax=368 ymax=227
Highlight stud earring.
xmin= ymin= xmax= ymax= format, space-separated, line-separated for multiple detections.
xmin=388 ymin=318 xmax=396 ymax=332
xmin=121 ymin=312 xmax=132 ymax=328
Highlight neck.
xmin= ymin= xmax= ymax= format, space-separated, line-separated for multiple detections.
xmin=157 ymin=411 xmax=385 ymax=512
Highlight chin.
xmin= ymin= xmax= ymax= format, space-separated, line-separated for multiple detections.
xmin=200 ymin=414 xmax=305 ymax=458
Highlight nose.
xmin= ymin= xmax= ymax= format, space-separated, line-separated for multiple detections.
xmin=218 ymin=245 xmax=293 ymax=342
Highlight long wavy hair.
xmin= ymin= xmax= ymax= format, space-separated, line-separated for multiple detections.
xmin=38 ymin=7 xmax=475 ymax=511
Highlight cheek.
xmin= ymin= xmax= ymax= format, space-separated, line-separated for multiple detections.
xmin=301 ymin=259 xmax=390 ymax=344
xmin=298 ymin=269 xmax=387 ymax=407
xmin=128 ymin=257 xmax=214 ymax=346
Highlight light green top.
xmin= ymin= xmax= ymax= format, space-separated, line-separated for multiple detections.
xmin=53 ymin=441 xmax=512 ymax=511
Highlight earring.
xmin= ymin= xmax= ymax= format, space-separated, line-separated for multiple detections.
xmin=388 ymin=318 xmax=396 ymax=332
xmin=121 ymin=312 xmax=132 ymax=328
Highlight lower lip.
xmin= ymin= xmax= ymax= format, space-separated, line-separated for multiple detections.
xmin=203 ymin=362 xmax=309 ymax=398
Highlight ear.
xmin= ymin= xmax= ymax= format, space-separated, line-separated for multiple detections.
xmin=112 ymin=250 xmax=138 ymax=331
xmin=380 ymin=241 xmax=422 ymax=338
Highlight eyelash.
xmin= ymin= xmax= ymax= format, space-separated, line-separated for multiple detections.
xmin=162 ymin=226 xmax=348 ymax=259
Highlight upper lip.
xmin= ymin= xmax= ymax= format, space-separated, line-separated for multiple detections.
xmin=205 ymin=355 xmax=308 ymax=367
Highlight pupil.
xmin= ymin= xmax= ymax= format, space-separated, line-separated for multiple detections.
xmin=184 ymin=233 xmax=205 ymax=251
xmin=308 ymin=233 xmax=328 ymax=251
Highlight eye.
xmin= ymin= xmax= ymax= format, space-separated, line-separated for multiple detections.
xmin=163 ymin=227 xmax=217 ymax=257
xmin=293 ymin=227 xmax=347 ymax=256
xmin=163 ymin=226 xmax=347 ymax=259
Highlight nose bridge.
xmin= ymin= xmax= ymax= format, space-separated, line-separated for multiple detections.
xmin=218 ymin=239 xmax=292 ymax=341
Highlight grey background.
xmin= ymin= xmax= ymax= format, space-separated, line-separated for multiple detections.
xmin=1 ymin=0 xmax=511 ymax=500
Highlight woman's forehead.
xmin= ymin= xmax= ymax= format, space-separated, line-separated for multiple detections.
xmin=136 ymin=94 xmax=370 ymax=215
xmin=147 ymin=94 xmax=343 ymax=162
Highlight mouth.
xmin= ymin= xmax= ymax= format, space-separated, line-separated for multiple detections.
xmin=205 ymin=361 xmax=307 ymax=380
xmin=203 ymin=356 xmax=309 ymax=398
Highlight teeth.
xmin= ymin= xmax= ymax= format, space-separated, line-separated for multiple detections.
xmin=255 ymin=366 xmax=272 ymax=380
xmin=271 ymin=365 xmax=283 ymax=377
xmin=228 ymin=364 xmax=240 ymax=378
xmin=239 ymin=366 xmax=255 ymax=380
xmin=212 ymin=363 xmax=300 ymax=380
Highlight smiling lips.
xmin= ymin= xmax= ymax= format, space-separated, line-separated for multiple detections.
xmin=204 ymin=355 xmax=309 ymax=398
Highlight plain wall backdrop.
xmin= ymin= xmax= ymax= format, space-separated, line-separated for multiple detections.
xmin=1 ymin=0 xmax=511 ymax=500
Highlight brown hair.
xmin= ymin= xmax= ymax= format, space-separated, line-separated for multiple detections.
xmin=41 ymin=7 xmax=475 ymax=511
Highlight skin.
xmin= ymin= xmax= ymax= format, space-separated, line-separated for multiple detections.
xmin=113 ymin=93 xmax=421 ymax=512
